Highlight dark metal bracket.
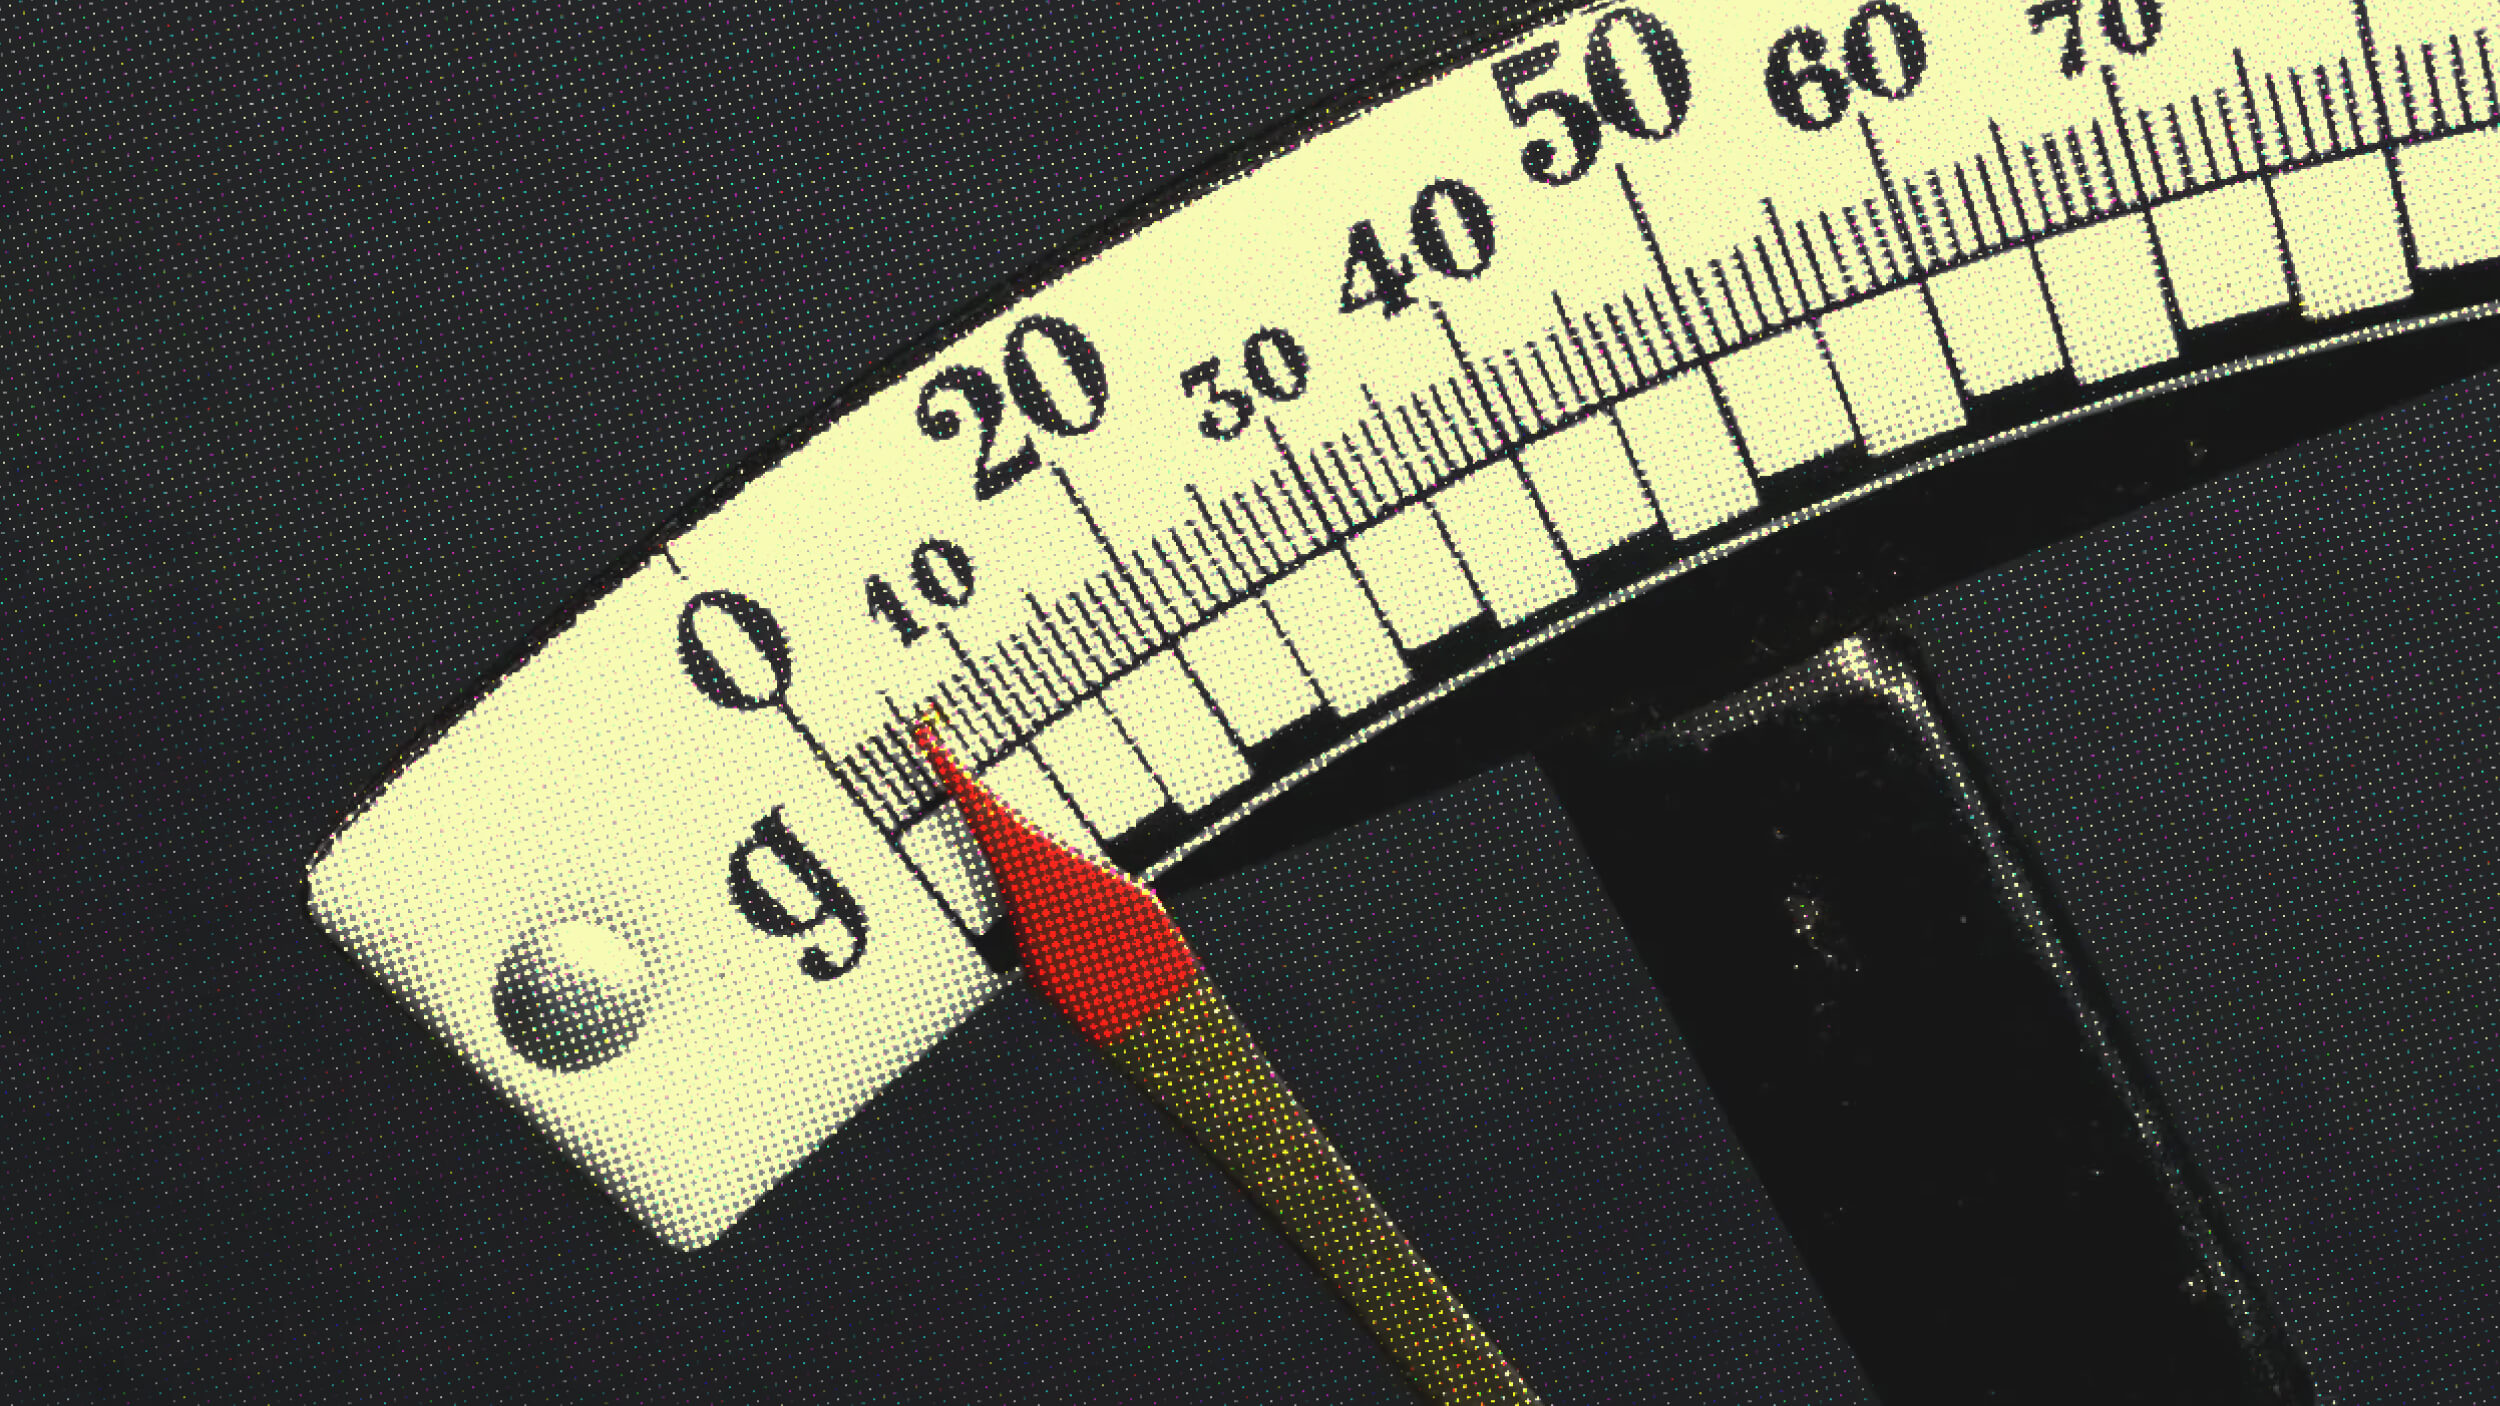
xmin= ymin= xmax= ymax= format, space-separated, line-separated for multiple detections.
xmin=1539 ymin=628 xmax=2312 ymax=1405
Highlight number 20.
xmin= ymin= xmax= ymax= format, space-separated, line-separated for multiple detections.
xmin=915 ymin=315 xmax=1109 ymax=500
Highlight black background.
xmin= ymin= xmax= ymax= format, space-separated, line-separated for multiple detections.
xmin=1905 ymin=379 xmax=2500 ymax=1402
xmin=11 ymin=0 xmax=2497 ymax=1401
xmin=4 ymin=1 xmax=1611 ymax=1397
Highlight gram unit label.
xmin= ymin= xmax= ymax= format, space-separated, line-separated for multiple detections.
xmin=309 ymin=0 xmax=2500 ymax=1249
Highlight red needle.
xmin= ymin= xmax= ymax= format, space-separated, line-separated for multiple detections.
xmin=912 ymin=721 xmax=1197 ymax=1046
xmin=911 ymin=722 xmax=1542 ymax=1406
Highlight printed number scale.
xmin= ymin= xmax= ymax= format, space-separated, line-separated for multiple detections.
xmin=306 ymin=0 xmax=2500 ymax=1250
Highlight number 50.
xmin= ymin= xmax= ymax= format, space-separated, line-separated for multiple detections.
xmin=1491 ymin=7 xmax=1693 ymax=188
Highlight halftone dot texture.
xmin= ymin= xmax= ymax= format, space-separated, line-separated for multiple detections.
xmin=493 ymin=922 xmax=653 ymax=1072
xmin=1153 ymin=758 xmax=1877 ymax=1406
xmin=1906 ymin=367 xmax=2500 ymax=1404
xmin=916 ymin=724 xmax=1197 ymax=1045
xmin=1928 ymin=251 xmax=2065 ymax=394
xmin=261 ymin=0 xmax=2500 ymax=1266
xmin=1106 ymin=976 xmax=1542 ymax=1405
xmin=919 ymin=724 xmax=1540 ymax=1401
xmin=304 ymin=561 xmax=1007 ymax=1253
xmin=25 ymin=0 xmax=2500 ymax=1395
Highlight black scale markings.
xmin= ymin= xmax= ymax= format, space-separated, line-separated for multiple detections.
xmin=787 ymin=2 xmax=2500 ymax=851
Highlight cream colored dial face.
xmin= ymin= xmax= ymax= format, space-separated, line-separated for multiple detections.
xmin=307 ymin=0 xmax=2500 ymax=1249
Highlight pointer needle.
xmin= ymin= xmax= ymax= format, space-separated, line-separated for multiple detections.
xmin=913 ymin=723 xmax=1541 ymax=1406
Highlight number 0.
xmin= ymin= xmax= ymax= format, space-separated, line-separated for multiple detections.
xmin=1410 ymin=180 xmax=1496 ymax=280
xmin=1243 ymin=328 xmax=1309 ymax=401
xmin=1586 ymin=8 xmax=1691 ymax=140
xmin=1003 ymin=315 xmax=1108 ymax=436
xmin=1843 ymin=1 xmax=1927 ymax=100
xmin=2099 ymin=0 xmax=2161 ymax=54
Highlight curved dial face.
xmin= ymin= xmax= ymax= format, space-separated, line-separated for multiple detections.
xmin=304 ymin=0 xmax=2500 ymax=1251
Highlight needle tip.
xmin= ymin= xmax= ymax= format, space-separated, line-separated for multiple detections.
xmin=910 ymin=717 xmax=969 ymax=797
xmin=909 ymin=719 xmax=1198 ymax=1046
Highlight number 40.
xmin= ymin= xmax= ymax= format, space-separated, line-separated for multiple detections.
xmin=1339 ymin=179 xmax=1499 ymax=320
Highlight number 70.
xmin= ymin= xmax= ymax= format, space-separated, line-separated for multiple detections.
xmin=2027 ymin=0 xmax=2163 ymax=78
